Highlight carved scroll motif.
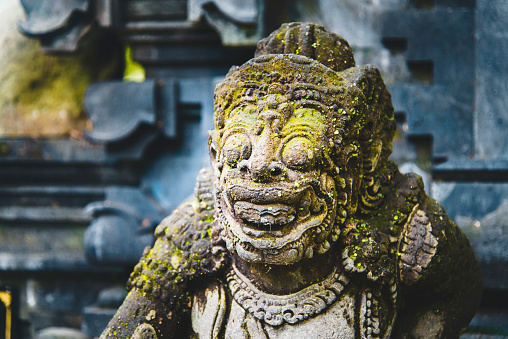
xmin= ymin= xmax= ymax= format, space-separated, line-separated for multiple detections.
xmin=399 ymin=205 xmax=438 ymax=285
xmin=132 ymin=323 xmax=158 ymax=339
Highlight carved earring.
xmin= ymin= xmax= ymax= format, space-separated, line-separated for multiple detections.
xmin=208 ymin=131 xmax=222 ymax=172
xmin=365 ymin=140 xmax=383 ymax=173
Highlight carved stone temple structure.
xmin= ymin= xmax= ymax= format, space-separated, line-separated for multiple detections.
xmin=101 ymin=23 xmax=482 ymax=339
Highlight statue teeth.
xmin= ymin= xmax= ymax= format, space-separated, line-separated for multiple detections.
xmin=305 ymin=246 xmax=314 ymax=258
xmin=286 ymin=249 xmax=299 ymax=263
xmin=323 ymin=240 xmax=330 ymax=250
xmin=234 ymin=201 xmax=295 ymax=227
xmin=296 ymin=242 xmax=304 ymax=259
xmin=236 ymin=243 xmax=260 ymax=262
xmin=317 ymin=240 xmax=331 ymax=254
xmin=317 ymin=244 xmax=327 ymax=254
xmin=260 ymin=215 xmax=274 ymax=226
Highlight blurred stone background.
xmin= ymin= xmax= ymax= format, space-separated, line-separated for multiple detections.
xmin=0 ymin=0 xmax=506 ymax=337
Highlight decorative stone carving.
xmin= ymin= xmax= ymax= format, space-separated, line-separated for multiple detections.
xmin=227 ymin=264 xmax=350 ymax=326
xmin=100 ymin=22 xmax=482 ymax=338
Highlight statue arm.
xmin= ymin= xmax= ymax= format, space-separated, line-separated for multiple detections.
xmin=99 ymin=287 xmax=187 ymax=339
xmin=100 ymin=168 xmax=223 ymax=338
xmin=100 ymin=202 xmax=197 ymax=338
xmin=392 ymin=196 xmax=482 ymax=338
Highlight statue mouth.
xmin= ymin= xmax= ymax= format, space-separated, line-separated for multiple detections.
xmin=233 ymin=201 xmax=296 ymax=235
xmin=231 ymin=188 xmax=327 ymax=241
xmin=218 ymin=177 xmax=333 ymax=251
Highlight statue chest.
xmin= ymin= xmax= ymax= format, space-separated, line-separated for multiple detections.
xmin=191 ymin=278 xmax=393 ymax=339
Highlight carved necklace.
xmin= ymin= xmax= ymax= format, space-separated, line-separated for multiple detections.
xmin=227 ymin=263 xmax=350 ymax=327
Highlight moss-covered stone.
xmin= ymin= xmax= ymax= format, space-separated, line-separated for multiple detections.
xmin=0 ymin=0 xmax=122 ymax=137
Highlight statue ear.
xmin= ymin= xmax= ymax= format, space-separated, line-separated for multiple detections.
xmin=340 ymin=64 xmax=396 ymax=172
xmin=340 ymin=64 xmax=391 ymax=113
xmin=342 ymin=142 xmax=361 ymax=215
xmin=208 ymin=130 xmax=220 ymax=167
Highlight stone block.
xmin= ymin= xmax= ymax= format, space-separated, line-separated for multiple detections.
xmin=82 ymin=307 xmax=116 ymax=338
xmin=431 ymin=182 xmax=508 ymax=221
xmin=381 ymin=8 xmax=475 ymax=158
xmin=475 ymin=0 xmax=508 ymax=158
xmin=37 ymin=327 xmax=90 ymax=339
xmin=457 ymin=200 xmax=508 ymax=290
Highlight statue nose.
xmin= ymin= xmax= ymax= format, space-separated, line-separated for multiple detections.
xmin=250 ymin=154 xmax=270 ymax=179
xmin=240 ymin=157 xmax=283 ymax=183
xmin=249 ymin=157 xmax=283 ymax=182
xmin=243 ymin=124 xmax=284 ymax=182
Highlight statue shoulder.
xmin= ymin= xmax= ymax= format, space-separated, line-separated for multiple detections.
xmin=390 ymin=174 xmax=482 ymax=338
xmin=341 ymin=168 xmax=424 ymax=282
xmin=394 ymin=171 xmax=475 ymax=288
xmin=383 ymin=169 xmax=441 ymax=286
xmin=127 ymin=168 xmax=228 ymax=305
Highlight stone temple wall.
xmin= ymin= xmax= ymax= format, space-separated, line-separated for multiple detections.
xmin=0 ymin=0 xmax=506 ymax=337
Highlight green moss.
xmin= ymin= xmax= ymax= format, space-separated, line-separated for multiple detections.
xmin=0 ymin=23 xmax=122 ymax=137
xmin=123 ymin=46 xmax=145 ymax=82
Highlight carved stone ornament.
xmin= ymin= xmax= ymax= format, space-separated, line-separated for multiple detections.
xmin=100 ymin=22 xmax=482 ymax=339
xmin=227 ymin=263 xmax=350 ymax=326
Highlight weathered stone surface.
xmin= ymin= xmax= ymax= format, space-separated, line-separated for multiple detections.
xmin=100 ymin=23 xmax=481 ymax=338
xmin=0 ymin=216 xmax=87 ymax=272
xmin=0 ymin=0 xmax=121 ymax=138
xmin=0 ymin=0 xmax=501 ymax=335
xmin=432 ymin=182 xmax=508 ymax=221
xmin=83 ymin=187 xmax=164 ymax=267
xmin=458 ymin=200 xmax=508 ymax=290
xmin=382 ymin=8 xmax=475 ymax=158
xmin=189 ymin=0 xmax=264 ymax=46
xmin=475 ymin=0 xmax=508 ymax=158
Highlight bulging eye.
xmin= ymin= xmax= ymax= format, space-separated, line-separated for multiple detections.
xmin=282 ymin=137 xmax=315 ymax=171
xmin=222 ymin=133 xmax=251 ymax=167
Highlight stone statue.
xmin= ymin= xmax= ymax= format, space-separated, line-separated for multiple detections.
xmin=101 ymin=23 xmax=482 ymax=339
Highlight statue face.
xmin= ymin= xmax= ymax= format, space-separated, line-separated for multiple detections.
xmin=211 ymin=90 xmax=340 ymax=265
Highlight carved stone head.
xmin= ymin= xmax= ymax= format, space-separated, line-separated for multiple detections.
xmin=209 ymin=22 xmax=396 ymax=265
